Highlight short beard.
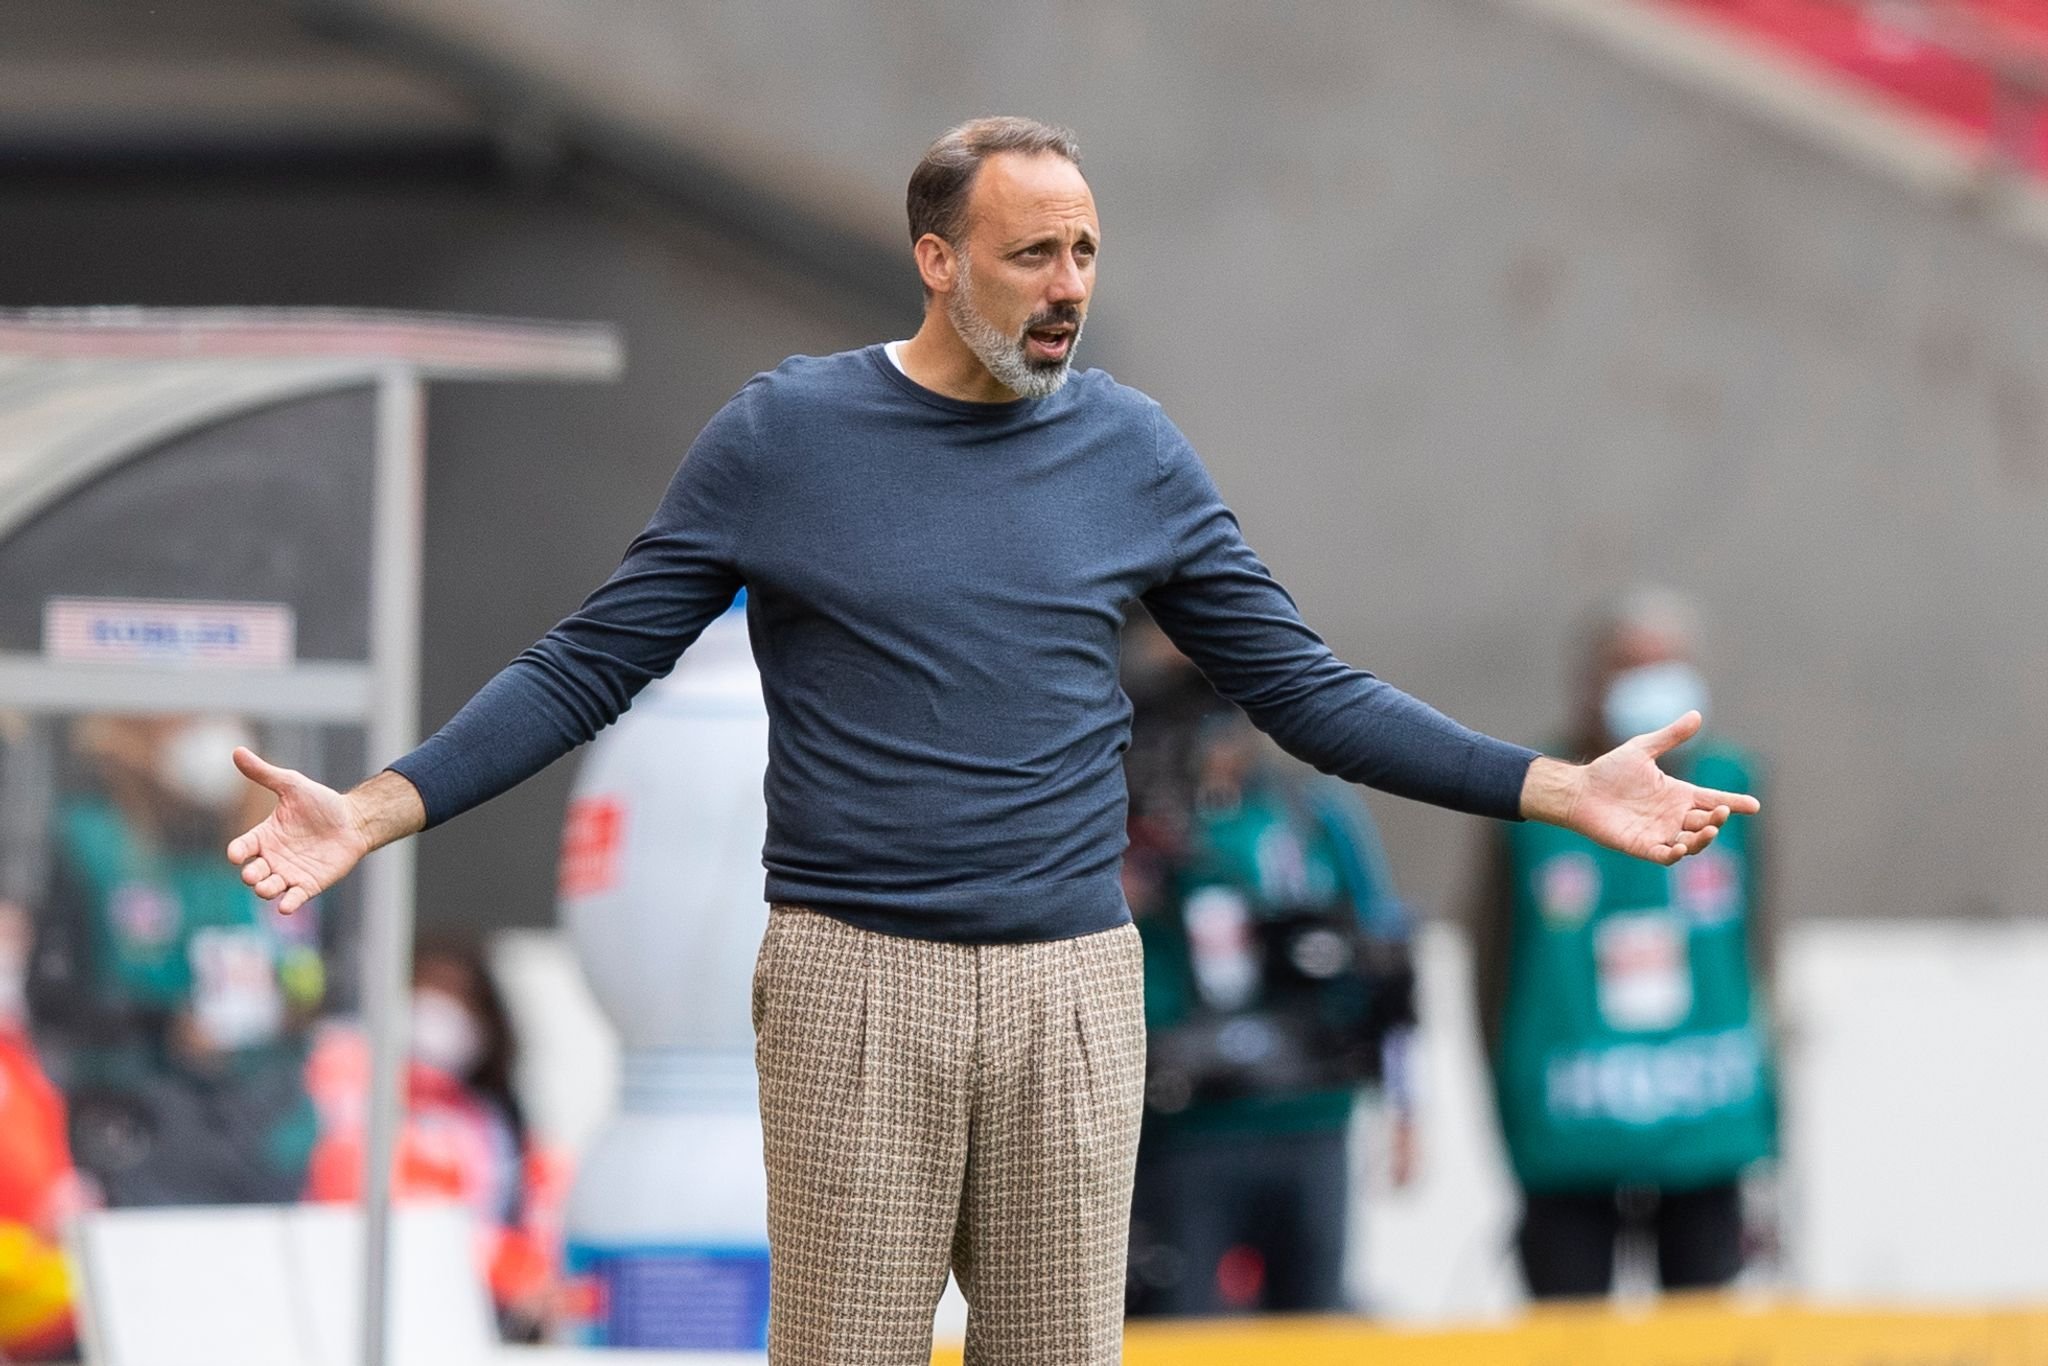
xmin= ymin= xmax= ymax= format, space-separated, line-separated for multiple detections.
xmin=945 ymin=254 xmax=1083 ymax=400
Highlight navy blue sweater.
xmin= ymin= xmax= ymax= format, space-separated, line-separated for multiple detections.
xmin=390 ymin=347 xmax=1536 ymax=942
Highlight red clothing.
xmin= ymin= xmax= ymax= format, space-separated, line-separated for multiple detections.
xmin=0 ymin=1028 xmax=78 ymax=1359
xmin=304 ymin=1027 xmax=563 ymax=1319
xmin=0 ymin=1030 xmax=70 ymax=1228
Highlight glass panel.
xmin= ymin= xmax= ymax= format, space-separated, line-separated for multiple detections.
xmin=2 ymin=710 xmax=562 ymax=1344
xmin=0 ymin=710 xmax=363 ymax=1220
xmin=0 ymin=387 xmax=376 ymax=660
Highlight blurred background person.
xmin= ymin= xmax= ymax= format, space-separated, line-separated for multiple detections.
xmin=0 ymin=899 xmax=85 ymax=1361
xmin=26 ymin=715 xmax=326 ymax=1208
xmin=1471 ymin=588 xmax=1775 ymax=1300
xmin=304 ymin=938 xmax=563 ymax=1341
xmin=1124 ymin=622 xmax=1418 ymax=1316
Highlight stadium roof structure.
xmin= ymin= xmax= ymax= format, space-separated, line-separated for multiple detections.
xmin=0 ymin=308 xmax=619 ymax=543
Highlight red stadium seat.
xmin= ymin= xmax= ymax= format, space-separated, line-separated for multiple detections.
xmin=1650 ymin=0 xmax=2048 ymax=177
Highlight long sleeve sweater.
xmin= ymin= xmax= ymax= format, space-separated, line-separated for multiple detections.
xmin=389 ymin=346 xmax=1536 ymax=942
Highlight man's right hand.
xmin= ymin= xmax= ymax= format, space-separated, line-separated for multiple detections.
xmin=225 ymin=752 xmax=424 ymax=914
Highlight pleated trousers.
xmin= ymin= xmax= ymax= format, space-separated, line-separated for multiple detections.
xmin=751 ymin=905 xmax=1147 ymax=1365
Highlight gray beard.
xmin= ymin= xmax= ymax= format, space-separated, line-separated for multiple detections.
xmin=945 ymin=263 xmax=1081 ymax=400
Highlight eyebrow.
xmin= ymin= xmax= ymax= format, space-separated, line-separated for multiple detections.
xmin=1001 ymin=228 xmax=1101 ymax=253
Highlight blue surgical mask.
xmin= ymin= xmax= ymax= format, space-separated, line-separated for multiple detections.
xmin=1602 ymin=661 xmax=1708 ymax=743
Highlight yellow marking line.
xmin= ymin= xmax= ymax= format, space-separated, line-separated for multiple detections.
xmin=935 ymin=1299 xmax=2048 ymax=1365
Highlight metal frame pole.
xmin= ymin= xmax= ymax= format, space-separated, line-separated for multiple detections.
xmin=360 ymin=367 xmax=425 ymax=1366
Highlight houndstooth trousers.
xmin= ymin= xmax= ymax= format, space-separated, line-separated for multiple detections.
xmin=751 ymin=905 xmax=1148 ymax=1365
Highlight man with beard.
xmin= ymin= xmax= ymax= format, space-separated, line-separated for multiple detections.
xmin=225 ymin=118 xmax=1756 ymax=1364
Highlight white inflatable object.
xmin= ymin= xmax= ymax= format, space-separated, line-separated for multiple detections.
xmin=559 ymin=605 xmax=770 ymax=1053
xmin=556 ymin=603 xmax=773 ymax=1351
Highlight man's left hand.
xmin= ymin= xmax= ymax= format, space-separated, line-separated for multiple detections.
xmin=1519 ymin=711 xmax=1758 ymax=864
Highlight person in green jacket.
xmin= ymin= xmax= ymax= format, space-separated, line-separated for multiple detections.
xmin=1124 ymin=633 xmax=1417 ymax=1315
xmin=1472 ymin=589 xmax=1773 ymax=1299
xmin=28 ymin=715 xmax=325 ymax=1207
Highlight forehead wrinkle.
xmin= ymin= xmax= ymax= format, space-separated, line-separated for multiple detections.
xmin=995 ymin=218 xmax=1101 ymax=253
xmin=984 ymin=196 xmax=1100 ymax=248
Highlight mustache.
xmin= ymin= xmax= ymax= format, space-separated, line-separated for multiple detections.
xmin=1023 ymin=304 xmax=1084 ymax=333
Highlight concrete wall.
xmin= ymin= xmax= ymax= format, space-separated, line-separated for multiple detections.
xmin=0 ymin=170 xmax=895 ymax=931
xmin=339 ymin=0 xmax=2048 ymax=930
xmin=12 ymin=0 xmax=2047 ymax=938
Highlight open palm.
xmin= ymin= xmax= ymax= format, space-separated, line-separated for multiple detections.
xmin=225 ymin=748 xmax=372 ymax=914
xmin=1570 ymin=711 xmax=1759 ymax=865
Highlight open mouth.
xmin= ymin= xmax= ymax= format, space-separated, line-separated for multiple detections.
xmin=1024 ymin=326 xmax=1074 ymax=362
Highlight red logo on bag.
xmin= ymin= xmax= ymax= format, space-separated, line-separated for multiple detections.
xmin=559 ymin=797 xmax=626 ymax=897
xmin=1536 ymin=853 xmax=1599 ymax=928
xmin=558 ymin=1271 xmax=606 ymax=1325
xmin=1676 ymin=848 xmax=1739 ymax=923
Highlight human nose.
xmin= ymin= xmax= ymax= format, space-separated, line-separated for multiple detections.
xmin=1048 ymin=251 xmax=1088 ymax=303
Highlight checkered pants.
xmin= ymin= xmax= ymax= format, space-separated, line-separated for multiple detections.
xmin=751 ymin=905 xmax=1147 ymax=1365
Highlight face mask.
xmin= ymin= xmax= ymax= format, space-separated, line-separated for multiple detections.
xmin=1602 ymin=661 xmax=1708 ymax=744
xmin=0 ymin=909 xmax=25 ymax=1027
xmin=0 ymin=962 xmax=24 ymax=1029
xmin=409 ymin=987 xmax=484 ymax=1078
xmin=159 ymin=717 xmax=256 ymax=809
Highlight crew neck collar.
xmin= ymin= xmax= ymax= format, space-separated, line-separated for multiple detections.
xmin=863 ymin=343 xmax=1054 ymax=418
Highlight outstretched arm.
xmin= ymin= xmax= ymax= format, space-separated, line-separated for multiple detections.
xmin=1140 ymin=411 xmax=1535 ymax=820
xmin=1140 ymin=410 xmax=1756 ymax=860
xmin=388 ymin=385 xmax=758 ymax=829
xmin=1518 ymin=710 xmax=1758 ymax=863
xmin=226 ymin=750 xmax=425 ymax=914
xmin=227 ymin=383 xmax=769 ymax=902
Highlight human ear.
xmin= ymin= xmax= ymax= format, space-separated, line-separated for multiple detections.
xmin=914 ymin=233 xmax=958 ymax=296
